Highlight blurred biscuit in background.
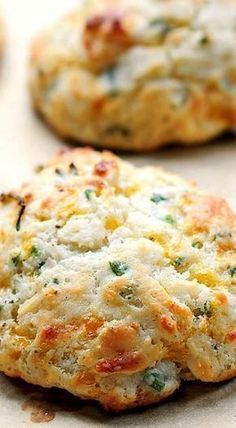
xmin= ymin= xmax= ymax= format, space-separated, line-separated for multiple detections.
xmin=29 ymin=0 xmax=236 ymax=152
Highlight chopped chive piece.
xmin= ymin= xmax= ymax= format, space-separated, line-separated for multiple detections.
xmin=16 ymin=201 xmax=26 ymax=232
xmin=143 ymin=369 xmax=165 ymax=392
xmin=195 ymin=300 xmax=213 ymax=318
xmin=149 ymin=19 xmax=172 ymax=37
xmin=109 ymin=261 xmax=129 ymax=277
xmin=84 ymin=189 xmax=94 ymax=201
xmin=203 ymin=300 xmax=213 ymax=317
xmin=55 ymin=168 xmax=63 ymax=176
xmin=103 ymin=67 xmax=120 ymax=97
xmin=69 ymin=163 xmax=78 ymax=175
xmin=214 ymin=232 xmax=232 ymax=240
xmin=200 ymin=35 xmax=210 ymax=45
xmin=174 ymin=257 xmax=185 ymax=267
xmin=30 ymin=245 xmax=40 ymax=258
xmin=165 ymin=214 xmax=175 ymax=225
xmin=0 ymin=304 xmax=3 ymax=311
xmin=35 ymin=165 xmax=44 ymax=173
xmin=192 ymin=240 xmax=203 ymax=249
xmin=12 ymin=253 xmax=21 ymax=267
xmin=53 ymin=278 xmax=59 ymax=284
xmin=150 ymin=194 xmax=167 ymax=204
xmin=229 ymin=267 xmax=236 ymax=278
xmin=37 ymin=261 xmax=46 ymax=270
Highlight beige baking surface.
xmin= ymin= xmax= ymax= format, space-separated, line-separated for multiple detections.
xmin=0 ymin=1 xmax=236 ymax=427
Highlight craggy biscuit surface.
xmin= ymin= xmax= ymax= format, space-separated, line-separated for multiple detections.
xmin=0 ymin=148 xmax=235 ymax=411
xmin=30 ymin=0 xmax=236 ymax=151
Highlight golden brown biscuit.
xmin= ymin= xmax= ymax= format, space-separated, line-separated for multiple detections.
xmin=0 ymin=148 xmax=235 ymax=411
xmin=29 ymin=0 xmax=236 ymax=151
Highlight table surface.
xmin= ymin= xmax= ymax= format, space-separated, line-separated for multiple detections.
xmin=0 ymin=1 xmax=235 ymax=427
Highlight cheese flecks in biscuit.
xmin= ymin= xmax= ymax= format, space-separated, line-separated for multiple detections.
xmin=29 ymin=0 xmax=236 ymax=151
xmin=0 ymin=148 xmax=235 ymax=411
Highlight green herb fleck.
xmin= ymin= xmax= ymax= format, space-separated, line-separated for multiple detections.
xmin=214 ymin=232 xmax=232 ymax=240
xmin=53 ymin=278 xmax=59 ymax=284
xmin=16 ymin=200 xmax=26 ymax=232
xmin=120 ymin=286 xmax=134 ymax=300
xmin=105 ymin=124 xmax=131 ymax=137
xmin=12 ymin=253 xmax=21 ymax=267
xmin=203 ymin=300 xmax=213 ymax=317
xmin=69 ymin=163 xmax=78 ymax=175
xmin=35 ymin=165 xmax=44 ymax=174
xmin=192 ymin=240 xmax=203 ymax=249
xmin=143 ymin=368 xmax=165 ymax=392
xmin=103 ymin=67 xmax=120 ymax=97
xmin=109 ymin=261 xmax=129 ymax=277
xmin=30 ymin=245 xmax=40 ymax=258
xmin=165 ymin=214 xmax=175 ymax=225
xmin=194 ymin=300 xmax=213 ymax=318
xmin=229 ymin=267 xmax=236 ymax=278
xmin=0 ymin=304 xmax=3 ymax=311
xmin=55 ymin=168 xmax=63 ymax=176
xmin=174 ymin=257 xmax=185 ymax=267
xmin=200 ymin=35 xmax=210 ymax=45
xmin=150 ymin=194 xmax=168 ymax=204
xmin=149 ymin=19 xmax=172 ymax=37
xmin=84 ymin=189 xmax=94 ymax=201
xmin=37 ymin=261 xmax=46 ymax=271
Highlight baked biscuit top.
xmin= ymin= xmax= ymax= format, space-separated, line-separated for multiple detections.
xmin=0 ymin=148 xmax=235 ymax=410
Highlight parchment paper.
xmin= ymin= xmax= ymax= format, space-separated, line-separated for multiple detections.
xmin=0 ymin=1 xmax=235 ymax=426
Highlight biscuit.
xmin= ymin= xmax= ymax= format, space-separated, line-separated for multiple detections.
xmin=0 ymin=148 xmax=235 ymax=411
xmin=29 ymin=0 xmax=236 ymax=151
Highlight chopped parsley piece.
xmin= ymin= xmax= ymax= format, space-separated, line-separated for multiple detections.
xmin=174 ymin=257 xmax=185 ymax=267
xmin=229 ymin=267 xmax=236 ymax=278
xmin=192 ymin=240 xmax=203 ymax=249
xmin=150 ymin=194 xmax=168 ymax=204
xmin=109 ymin=261 xmax=129 ymax=277
xmin=143 ymin=368 xmax=165 ymax=392
xmin=165 ymin=214 xmax=175 ymax=225
xmin=53 ymin=278 xmax=59 ymax=284
xmin=12 ymin=253 xmax=21 ymax=267
xmin=84 ymin=189 xmax=94 ymax=201
xmin=30 ymin=245 xmax=40 ymax=258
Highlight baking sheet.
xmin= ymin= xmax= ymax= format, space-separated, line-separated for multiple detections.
xmin=0 ymin=1 xmax=235 ymax=427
